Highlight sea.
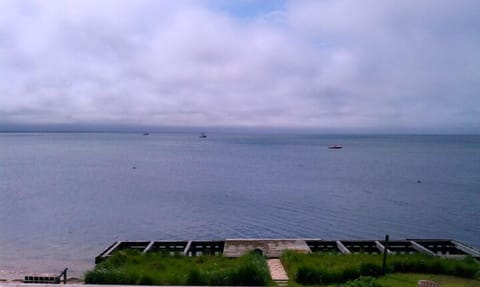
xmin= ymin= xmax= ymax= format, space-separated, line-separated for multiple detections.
xmin=0 ymin=132 xmax=479 ymax=279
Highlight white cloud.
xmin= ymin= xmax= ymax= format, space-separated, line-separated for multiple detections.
xmin=0 ymin=0 xmax=479 ymax=132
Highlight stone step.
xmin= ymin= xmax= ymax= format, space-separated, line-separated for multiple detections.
xmin=267 ymin=258 xmax=289 ymax=285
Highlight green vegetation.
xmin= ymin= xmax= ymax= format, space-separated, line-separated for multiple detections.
xmin=84 ymin=249 xmax=480 ymax=286
xmin=281 ymin=252 xmax=480 ymax=285
xmin=287 ymin=274 xmax=480 ymax=287
xmin=344 ymin=276 xmax=384 ymax=287
xmin=85 ymin=250 xmax=272 ymax=285
xmin=377 ymin=273 xmax=480 ymax=287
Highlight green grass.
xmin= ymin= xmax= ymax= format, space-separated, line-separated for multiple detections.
xmin=281 ymin=252 xmax=480 ymax=285
xmin=85 ymin=250 xmax=272 ymax=285
xmin=377 ymin=273 xmax=480 ymax=287
xmin=286 ymin=274 xmax=480 ymax=287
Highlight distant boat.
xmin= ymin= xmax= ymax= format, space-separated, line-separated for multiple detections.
xmin=143 ymin=132 xmax=150 ymax=136
xmin=328 ymin=144 xmax=343 ymax=149
xmin=199 ymin=132 xmax=207 ymax=138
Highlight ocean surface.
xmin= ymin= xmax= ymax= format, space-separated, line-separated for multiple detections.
xmin=0 ymin=132 xmax=479 ymax=279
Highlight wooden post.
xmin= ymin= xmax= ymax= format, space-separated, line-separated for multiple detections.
xmin=382 ymin=234 xmax=389 ymax=274
xmin=183 ymin=241 xmax=192 ymax=256
xmin=410 ymin=240 xmax=436 ymax=256
xmin=59 ymin=268 xmax=68 ymax=284
xmin=336 ymin=241 xmax=351 ymax=254
xmin=452 ymin=240 xmax=480 ymax=257
xmin=143 ymin=241 xmax=155 ymax=254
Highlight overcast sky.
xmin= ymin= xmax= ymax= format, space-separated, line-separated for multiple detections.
xmin=1 ymin=0 xmax=479 ymax=133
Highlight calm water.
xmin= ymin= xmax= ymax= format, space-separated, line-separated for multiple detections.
xmin=0 ymin=132 xmax=479 ymax=278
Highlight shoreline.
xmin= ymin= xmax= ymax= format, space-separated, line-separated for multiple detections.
xmin=4 ymin=237 xmax=477 ymax=283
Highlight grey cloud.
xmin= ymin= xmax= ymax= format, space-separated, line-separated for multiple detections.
xmin=0 ymin=0 xmax=479 ymax=132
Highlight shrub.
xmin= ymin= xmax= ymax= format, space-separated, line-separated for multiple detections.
xmin=345 ymin=276 xmax=384 ymax=287
xmin=342 ymin=266 xmax=361 ymax=281
xmin=229 ymin=252 xmax=271 ymax=286
xmin=360 ymin=263 xmax=383 ymax=277
xmin=453 ymin=263 xmax=478 ymax=278
xmin=102 ymin=250 xmax=130 ymax=268
xmin=84 ymin=250 xmax=271 ymax=286
xmin=84 ymin=267 xmax=137 ymax=284
xmin=186 ymin=268 xmax=206 ymax=285
xmin=283 ymin=251 xmax=480 ymax=285
xmin=296 ymin=266 xmax=322 ymax=285
xmin=295 ymin=266 xmax=359 ymax=285
xmin=136 ymin=274 xmax=154 ymax=285
xmin=205 ymin=269 xmax=230 ymax=286
xmin=389 ymin=254 xmax=479 ymax=279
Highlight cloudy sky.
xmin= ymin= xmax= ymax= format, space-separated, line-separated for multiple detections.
xmin=1 ymin=0 xmax=479 ymax=133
